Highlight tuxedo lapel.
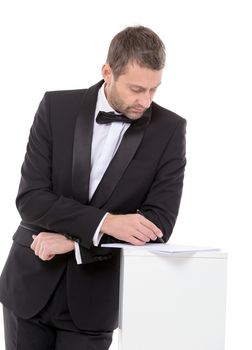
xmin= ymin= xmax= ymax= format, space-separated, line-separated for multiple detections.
xmin=72 ymin=81 xmax=103 ymax=204
xmin=90 ymin=108 xmax=152 ymax=208
xmin=72 ymin=80 xmax=152 ymax=208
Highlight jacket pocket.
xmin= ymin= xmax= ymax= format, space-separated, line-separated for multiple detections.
xmin=12 ymin=224 xmax=42 ymax=248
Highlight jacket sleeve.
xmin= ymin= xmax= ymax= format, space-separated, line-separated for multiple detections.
xmin=139 ymin=117 xmax=187 ymax=242
xmin=16 ymin=93 xmax=107 ymax=250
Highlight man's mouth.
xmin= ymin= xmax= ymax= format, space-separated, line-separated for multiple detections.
xmin=131 ymin=107 xmax=145 ymax=113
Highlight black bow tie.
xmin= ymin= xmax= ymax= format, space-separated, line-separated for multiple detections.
xmin=96 ymin=111 xmax=133 ymax=124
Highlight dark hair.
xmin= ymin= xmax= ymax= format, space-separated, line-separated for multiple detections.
xmin=106 ymin=26 xmax=166 ymax=79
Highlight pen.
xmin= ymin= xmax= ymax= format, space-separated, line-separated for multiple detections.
xmin=137 ymin=209 xmax=165 ymax=243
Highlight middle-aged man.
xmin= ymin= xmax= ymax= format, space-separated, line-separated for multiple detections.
xmin=0 ymin=26 xmax=186 ymax=349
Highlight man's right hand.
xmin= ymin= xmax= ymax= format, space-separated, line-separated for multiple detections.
xmin=101 ymin=213 xmax=163 ymax=245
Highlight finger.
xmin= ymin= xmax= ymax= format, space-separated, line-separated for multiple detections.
xmin=128 ymin=236 xmax=146 ymax=246
xmin=137 ymin=224 xmax=158 ymax=241
xmin=135 ymin=216 xmax=159 ymax=240
xmin=39 ymin=250 xmax=47 ymax=260
xmin=40 ymin=251 xmax=54 ymax=261
xmin=37 ymin=243 xmax=44 ymax=256
xmin=139 ymin=216 xmax=163 ymax=238
xmin=133 ymin=229 xmax=151 ymax=243
xmin=39 ymin=245 xmax=50 ymax=260
xmin=44 ymin=254 xmax=55 ymax=261
xmin=30 ymin=235 xmax=38 ymax=250
xmin=31 ymin=239 xmax=40 ymax=254
xmin=39 ymin=241 xmax=55 ymax=260
xmin=34 ymin=246 xmax=40 ymax=256
xmin=32 ymin=233 xmax=51 ymax=253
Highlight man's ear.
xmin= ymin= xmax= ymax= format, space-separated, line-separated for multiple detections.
xmin=101 ymin=64 xmax=113 ymax=85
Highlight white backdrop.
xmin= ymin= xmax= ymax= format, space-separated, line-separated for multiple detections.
xmin=0 ymin=0 xmax=251 ymax=349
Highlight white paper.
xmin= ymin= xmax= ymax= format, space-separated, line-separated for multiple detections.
xmin=101 ymin=242 xmax=221 ymax=254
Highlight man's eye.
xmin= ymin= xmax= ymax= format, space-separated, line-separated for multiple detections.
xmin=131 ymin=88 xmax=142 ymax=93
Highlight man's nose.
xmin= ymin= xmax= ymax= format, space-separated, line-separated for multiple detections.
xmin=139 ymin=92 xmax=152 ymax=109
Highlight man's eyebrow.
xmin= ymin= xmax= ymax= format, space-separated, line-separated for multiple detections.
xmin=129 ymin=82 xmax=162 ymax=90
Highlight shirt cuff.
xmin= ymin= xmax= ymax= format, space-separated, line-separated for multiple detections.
xmin=92 ymin=212 xmax=109 ymax=246
xmin=74 ymin=241 xmax=82 ymax=265
xmin=74 ymin=212 xmax=109 ymax=264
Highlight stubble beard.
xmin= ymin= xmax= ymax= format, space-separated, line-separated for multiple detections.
xmin=108 ymin=92 xmax=146 ymax=120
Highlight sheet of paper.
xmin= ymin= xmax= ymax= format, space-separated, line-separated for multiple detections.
xmin=101 ymin=242 xmax=221 ymax=254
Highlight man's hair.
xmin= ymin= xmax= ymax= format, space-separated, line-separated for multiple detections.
xmin=106 ymin=26 xmax=166 ymax=79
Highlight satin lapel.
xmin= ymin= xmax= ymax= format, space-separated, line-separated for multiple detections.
xmin=90 ymin=107 xmax=152 ymax=208
xmin=72 ymin=81 xmax=103 ymax=204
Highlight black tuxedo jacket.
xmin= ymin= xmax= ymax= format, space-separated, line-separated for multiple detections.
xmin=0 ymin=80 xmax=186 ymax=331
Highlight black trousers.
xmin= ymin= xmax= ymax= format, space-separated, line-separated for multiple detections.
xmin=2 ymin=271 xmax=113 ymax=350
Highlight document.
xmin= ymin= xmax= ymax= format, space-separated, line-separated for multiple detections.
xmin=101 ymin=242 xmax=221 ymax=254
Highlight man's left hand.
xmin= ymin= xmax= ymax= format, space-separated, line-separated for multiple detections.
xmin=31 ymin=232 xmax=75 ymax=261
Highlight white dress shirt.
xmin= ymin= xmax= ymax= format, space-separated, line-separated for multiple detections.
xmin=74 ymin=84 xmax=131 ymax=264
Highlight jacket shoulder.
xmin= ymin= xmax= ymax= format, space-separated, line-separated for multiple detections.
xmin=38 ymin=89 xmax=88 ymax=123
xmin=44 ymin=88 xmax=86 ymax=104
xmin=152 ymin=102 xmax=186 ymax=125
xmin=46 ymin=88 xmax=86 ymax=95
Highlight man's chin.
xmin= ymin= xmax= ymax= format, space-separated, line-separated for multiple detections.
xmin=127 ymin=109 xmax=146 ymax=120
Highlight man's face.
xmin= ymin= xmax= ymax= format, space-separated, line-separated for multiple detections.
xmin=102 ymin=62 xmax=163 ymax=120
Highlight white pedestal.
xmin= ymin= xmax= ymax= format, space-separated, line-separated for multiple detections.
xmin=118 ymin=249 xmax=227 ymax=350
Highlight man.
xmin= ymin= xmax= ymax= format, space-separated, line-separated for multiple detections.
xmin=0 ymin=26 xmax=186 ymax=349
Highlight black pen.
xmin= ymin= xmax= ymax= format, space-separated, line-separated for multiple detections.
xmin=137 ymin=209 xmax=165 ymax=243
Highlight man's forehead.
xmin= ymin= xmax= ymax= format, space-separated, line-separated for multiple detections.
xmin=117 ymin=63 xmax=163 ymax=88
